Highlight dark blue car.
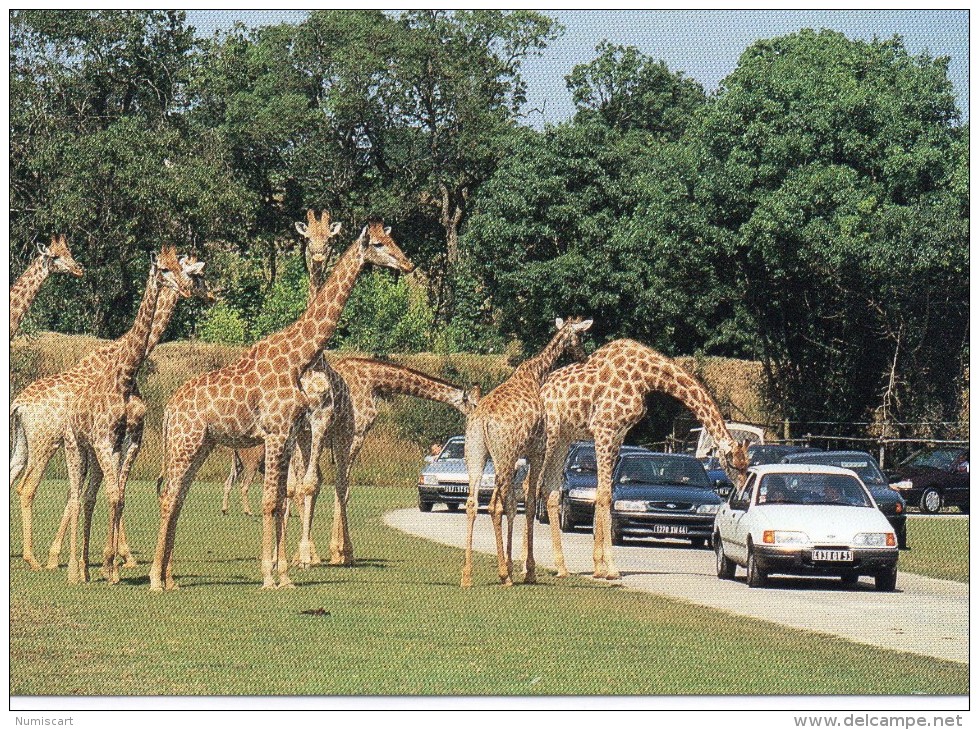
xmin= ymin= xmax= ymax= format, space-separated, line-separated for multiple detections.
xmin=537 ymin=442 xmax=652 ymax=531
xmin=782 ymin=450 xmax=908 ymax=549
xmin=610 ymin=452 xmax=722 ymax=548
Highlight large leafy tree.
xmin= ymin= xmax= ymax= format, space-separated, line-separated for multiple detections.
xmin=10 ymin=10 xmax=252 ymax=336
xmin=695 ymin=30 xmax=967 ymax=430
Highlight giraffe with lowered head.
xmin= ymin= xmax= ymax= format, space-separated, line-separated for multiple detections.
xmin=151 ymin=219 xmax=413 ymax=591
xmin=288 ymin=356 xmax=481 ymax=568
xmin=10 ymin=234 xmax=84 ymax=335
xmin=537 ymin=339 xmax=750 ymax=581
xmin=461 ymin=316 xmax=592 ymax=588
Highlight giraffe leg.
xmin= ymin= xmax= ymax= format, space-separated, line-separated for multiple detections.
xmin=63 ymin=429 xmax=86 ymax=585
xmin=17 ymin=441 xmax=60 ymax=570
xmin=521 ymin=445 xmax=545 ymax=584
xmin=116 ymin=412 xmax=144 ymax=568
xmin=78 ymin=456 xmax=103 ymax=584
xmin=487 ymin=436 xmax=517 ymax=587
xmin=289 ymin=425 xmax=315 ymax=568
xmin=150 ymin=428 xmax=211 ymax=592
xmin=540 ymin=433 xmax=573 ymax=578
xmin=93 ymin=438 xmax=124 ymax=585
xmin=241 ymin=450 xmax=260 ymax=516
xmin=461 ymin=420 xmax=487 ymax=588
xmin=329 ymin=433 xmax=358 ymax=566
xmin=221 ymin=451 xmax=242 ymax=515
xmin=593 ymin=430 xmax=623 ymax=581
xmin=262 ymin=434 xmax=293 ymax=589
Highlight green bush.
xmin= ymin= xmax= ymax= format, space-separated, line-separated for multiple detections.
xmin=198 ymin=301 xmax=249 ymax=345
xmin=252 ymin=256 xmax=309 ymax=340
xmin=336 ymin=271 xmax=434 ymax=354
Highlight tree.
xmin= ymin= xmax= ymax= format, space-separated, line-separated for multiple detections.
xmin=567 ymin=41 xmax=705 ymax=137
xmin=695 ymin=30 xmax=967 ymax=429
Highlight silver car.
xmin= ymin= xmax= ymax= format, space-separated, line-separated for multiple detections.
xmin=417 ymin=436 xmax=527 ymax=512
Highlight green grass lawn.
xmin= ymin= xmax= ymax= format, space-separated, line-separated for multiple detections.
xmin=903 ymin=516 xmax=969 ymax=582
xmin=10 ymin=478 xmax=968 ymax=696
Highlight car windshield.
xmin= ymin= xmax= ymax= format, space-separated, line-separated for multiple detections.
xmin=570 ymin=448 xmax=597 ymax=472
xmin=618 ymin=456 xmax=710 ymax=487
xmin=438 ymin=441 xmax=465 ymax=460
xmin=903 ymin=448 xmax=962 ymax=470
xmin=757 ymin=473 xmax=872 ymax=507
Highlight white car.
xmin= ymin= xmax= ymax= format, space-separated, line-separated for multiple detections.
xmin=713 ymin=464 xmax=899 ymax=591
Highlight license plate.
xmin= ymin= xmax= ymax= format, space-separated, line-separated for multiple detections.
xmin=812 ymin=549 xmax=853 ymax=562
xmin=443 ymin=484 xmax=468 ymax=494
xmin=651 ymin=524 xmax=688 ymax=535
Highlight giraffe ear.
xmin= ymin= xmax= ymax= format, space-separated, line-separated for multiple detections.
xmin=359 ymin=225 xmax=370 ymax=244
xmin=187 ymin=261 xmax=205 ymax=274
xmin=555 ymin=317 xmax=565 ymax=330
xmin=37 ymin=242 xmax=50 ymax=257
xmin=384 ymin=226 xmax=391 ymax=236
xmin=575 ymin=319 xmax=593 ymax=332
xmin=330 ymin=222 xmax=342 ymax=236
xmin=295 ymin=221 xmax=309 ymax=237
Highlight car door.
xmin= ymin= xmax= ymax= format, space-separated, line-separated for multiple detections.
xmin=947 ymin=450 xmax=970 ymax=507
xmin=719 ymin=473 xmax=756 ymax=565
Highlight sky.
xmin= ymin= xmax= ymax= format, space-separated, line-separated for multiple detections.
xmin=185 ymin=9 xmax=970 ymax=126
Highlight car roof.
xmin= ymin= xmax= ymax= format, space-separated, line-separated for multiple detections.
xmin=749 ymin=463 xmax=860 ymax=476
xmin=784 ymin=450 xmax=875 ymax=461
xmin=619 ymin=451 xmax=699 ymax=460
xmin=570 ymin=442 xmax=652 ymax=454
xmin=445 ymin=436 xmax=464 ymax=444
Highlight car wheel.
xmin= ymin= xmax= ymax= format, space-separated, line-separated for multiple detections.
xmin=920 ymin=488 xmax=942 ymax=514
xmin=715 ymin=537 xmax=736 ymax=580
xmin=874 ymin=565 xmax=898 ymax=592
xmin=840 ymin=572 xmax=860 ymax=587
xmin=559 ymin=501 xmax=575 ymax=533
xmin=746 ymin=546 xmax=767 ymax=588
xmin=897 ymin=525 xmax=908 ymax=550
xmin=537 ymin=498 xmax=550 ymax=524
xmin=446 ymin=502 xmax=460 ymax=512
xmin=958 ymin=504 xmax=969 ymax=515
xmin=418 ymin=499 xmax=434 ymax=513
xmin=690 ymin=537 xmax=707 ymax=549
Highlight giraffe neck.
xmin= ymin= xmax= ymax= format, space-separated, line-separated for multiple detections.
xmin=306 ymin=251 xmax=329 ymax=304
xmin=143 ymin=286 xmax=180 ymax=357
xmin=353 ymin=359 xmax=468 ymax=410
xmin=517 ymin=328 xmax=572 ymax=384
xmin=639 ymin=354 xmax=732 ymax=446
xmin=10 ymin=255 xmax=49 ymax=333
xmin=280 ymin=239 xmax=365 ymax=379
xmin=113 ymin=269 xmax=162 ymax=392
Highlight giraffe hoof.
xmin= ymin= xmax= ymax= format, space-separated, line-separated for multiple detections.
xmin=277 ymin=577 xmax=295 ymax=589
xmin=123 ymin=559 xmax=138 ymax=569
xmin=24 ymin=557 xmax=42 ymax=571
xmin=500 ymin=578 xmax=513 ymax=587
xmin=260 ymin=581 xmax=277 ymax=590
xmin=524 ymin=572 xmax=537 ymax=585
xmin=149 ymin=584 xmax=164 ymax=593
xmin=44 ymin=560 xmax=60 ymax=571
xmin=606 ymin=573 xmax=621 ymax=581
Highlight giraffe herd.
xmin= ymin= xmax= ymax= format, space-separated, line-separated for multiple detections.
xmin=10 ymin=212 xmax=750 ymax=593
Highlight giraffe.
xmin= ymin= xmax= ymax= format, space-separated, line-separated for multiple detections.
xmin=10 ymin=253 xmax=208 ymax=571
xmin=61 ymin=245 xmax=195 ymax=584
xmin=295 ymin=208 xmax=342 ymax=301
xmin=150 ymin=220 xmax=413 ymax=591
xmin=43 ymin=256 xmax=214 ymax=571
xmin=461 ymin=316 xmax=593 ymax=588
xmin=218 ymin=209 xmax=344 ymax=516
xmin=536 ymin=339 xmax=750 ymax=581
xmin=287 ymin=357 xmax=481 ymax=568
xmin=10 ymin=234 xmax=84 ymax=336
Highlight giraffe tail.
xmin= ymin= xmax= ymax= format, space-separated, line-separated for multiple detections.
xmin=155 ymin=410 xmax=169 ymax=497
xmin=9 ymin=405 xmax=28 ymax=492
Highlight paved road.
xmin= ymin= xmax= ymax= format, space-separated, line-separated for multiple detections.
xmin=384 ymin=508 xmax=968 ymax=664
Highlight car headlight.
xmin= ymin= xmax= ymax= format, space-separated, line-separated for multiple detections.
xmin=853 ymin=532 xmax=896 ymax=547
xmin=480 ymin=472 xmax=495 ymax=488
xmin=890 ymin=480 xmax=913 ymax=491
xmin=696 ymin=503 xmax=720 ymax=515
xmin=613 ymin=500 xmax=647 ymax=512
xmin=421 ymin=474 xmax=439 ymax=486
xmin=762 ymin=530 xmax=809 ymax=545
xmin=568 ymin=488 xmax=597 ymax=501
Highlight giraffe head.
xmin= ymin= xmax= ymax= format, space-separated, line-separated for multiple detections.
xmin=151 ymin=245 xmax=195 ymax=298
xmin=455 ymin=384 xmax=481 ymax=415
xmin=554 ymin=316 xmax=593 ymax=357
xmin=718 ymin=439 xmax=750 ymax=490
xmin=295 ymin=209 xmax=343 ymax=264
xmin=178 ymin=254 xmax=216 ymax=302
xmin=38 ymin=234 xmax=84 ymax=277
xmin=358 ymin=219 xmax=415 ymax=273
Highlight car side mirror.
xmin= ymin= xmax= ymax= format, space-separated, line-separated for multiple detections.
xmin=424 ymin=455 xmax=436 ymax=464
